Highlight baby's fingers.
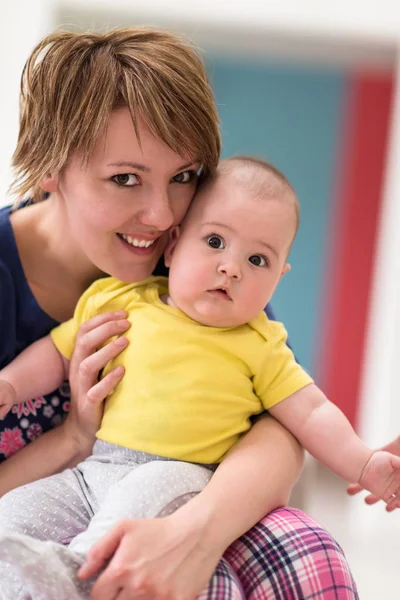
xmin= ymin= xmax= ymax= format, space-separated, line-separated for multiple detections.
xmin=363 ymin=493 xmax=381 ymax=505
xmin=347 ymin=483 xmax=381 ymax=505
xmin=0 ymin=404 xmax=10 ymax=419
xmin=347 ymin=483 xmax=363 ymax=496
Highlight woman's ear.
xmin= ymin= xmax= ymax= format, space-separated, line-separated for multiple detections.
xmin=281 ymin=263 xmax=291 ymax=278
xmin=164 ymin=226 xmax=181 ymax=267
xmin=39 ymin=174 xmax=59 ymax=193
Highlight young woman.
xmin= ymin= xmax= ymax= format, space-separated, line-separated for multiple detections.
xmin=0 ymin=28 xmax=359 ymax=599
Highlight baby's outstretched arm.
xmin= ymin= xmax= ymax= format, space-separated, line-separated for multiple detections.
xmin=0 ymin=335 xmax=67 ymax=418
xmin=269 ymin=384 xmax=400 ymax=506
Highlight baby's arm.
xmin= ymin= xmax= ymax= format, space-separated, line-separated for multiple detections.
xmin=269 ymin=384 xmax=371 ymax=483
xmin=269 ymin=384 xmax=400 ymax=506
xmin=0 ymin=335 xmax=67 ymax=417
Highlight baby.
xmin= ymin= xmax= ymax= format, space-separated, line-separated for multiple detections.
xmin=0 ymin=157 xmax=399 ymax=599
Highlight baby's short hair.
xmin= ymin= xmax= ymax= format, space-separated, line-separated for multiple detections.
xmin=207 ymin=156 xmax=300 ymax=240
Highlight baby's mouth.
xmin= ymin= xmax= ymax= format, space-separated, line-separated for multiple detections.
xmin=208 ymin=288 xmax=232 ymax=301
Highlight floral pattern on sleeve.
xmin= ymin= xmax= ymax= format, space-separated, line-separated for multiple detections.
xmin=0 ymin=383 xmax=70 ymax=461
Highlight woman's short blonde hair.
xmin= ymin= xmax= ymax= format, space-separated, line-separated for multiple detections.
xmin=11 ymin=28 xmax=221 ymax=202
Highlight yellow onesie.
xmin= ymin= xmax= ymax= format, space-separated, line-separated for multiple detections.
xmin=51 ymin=276 xmax=312 ymax=463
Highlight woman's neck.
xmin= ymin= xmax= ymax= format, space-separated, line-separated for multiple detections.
xmin=10 ymin=197 xmax=105 ymax=321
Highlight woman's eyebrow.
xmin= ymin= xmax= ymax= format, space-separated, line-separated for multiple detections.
xmin=177 ymin=160 xmax=201 ymax=171
xmin=107 ymin=161 xmax=151 ymax=172
xmin=106 ymin=160 xmax=200 ymax=172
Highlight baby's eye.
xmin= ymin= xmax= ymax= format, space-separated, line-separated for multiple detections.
xmin=173 ymin=170 xmax=196 ymax=184
xmin=207 ymin=235 xmax=225 ymax=249
xmin=249 ymin=254 xmax=268 ymax=267
xmin=112 ymin=173 xmax=139 ymax=187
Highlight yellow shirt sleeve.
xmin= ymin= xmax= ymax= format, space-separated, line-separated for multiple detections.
xmin=50 ymin=281 xmax=101 ymax=359
xmin=253 ymin=322 xmax=313 ymax=410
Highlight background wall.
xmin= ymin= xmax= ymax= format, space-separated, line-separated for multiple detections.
xmin=211 ymin=58 xmax=345 ymax=374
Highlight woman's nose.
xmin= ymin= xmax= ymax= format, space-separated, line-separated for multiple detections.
xmin=138 ymin=190 xmax=174 ymax=231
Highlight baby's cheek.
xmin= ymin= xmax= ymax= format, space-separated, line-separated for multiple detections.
xmin=242 ymin=281 xmax=269 ymax=311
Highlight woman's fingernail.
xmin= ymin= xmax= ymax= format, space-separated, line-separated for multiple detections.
xmin=113 ymin=366 xmax=125 ymax=376
xmin=115 ymin=336 xmax=128 ymax=346
xmin=114 ymin=311 xmax=127 ymax=317
xmin=117 ymin=320 xmax=130 ymax=328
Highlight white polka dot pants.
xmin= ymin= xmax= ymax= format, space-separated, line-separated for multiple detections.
xmin=0 ymin=441 xmax=215 ymax=599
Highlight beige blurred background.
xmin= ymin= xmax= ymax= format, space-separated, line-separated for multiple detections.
xmin=1 ymin=2 xmax=400 ymax=597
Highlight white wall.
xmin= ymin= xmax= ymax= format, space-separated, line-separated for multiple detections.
xmin=0 ymin=0 xmax=55 ymax=206
xmin=60 ymin=0 xmax=400 ymax=41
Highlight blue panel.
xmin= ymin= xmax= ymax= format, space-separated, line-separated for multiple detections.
xmin=207 ymin=57 xmax=345 ymax=373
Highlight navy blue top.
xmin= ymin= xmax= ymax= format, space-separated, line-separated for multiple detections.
xmin=0 ymin=206 xmax=59 ymax=367
xmin=0 ymin=204 xmax=277 ymax=462
xmin=0 ymin=206 xmax=70 ymax=461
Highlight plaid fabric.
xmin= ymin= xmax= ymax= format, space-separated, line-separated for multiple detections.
xmin=215 ymin=508 xmax=359 ymax=599
xmin=199 ymin=557 xmax=246 ymax=599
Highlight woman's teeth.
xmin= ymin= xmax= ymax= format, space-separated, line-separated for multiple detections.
xmin=119 ymin=234 xmax=155 ymax=248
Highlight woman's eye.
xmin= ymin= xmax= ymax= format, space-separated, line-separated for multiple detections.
xmin=249 ymin=254 xmax=268 ymax=267
xmin=207 ymin=235 xmax=225 ymax=249
xmin=173 ymin=170 xmax=196 ymax=184
xmin=112 ymin=173 xmax=139 ymax=187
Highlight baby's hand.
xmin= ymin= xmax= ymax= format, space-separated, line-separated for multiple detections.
xmin=0 ymin=380 xmax=17 ymax=419
xmin=359 ymin=450 xmax=400 ymax=510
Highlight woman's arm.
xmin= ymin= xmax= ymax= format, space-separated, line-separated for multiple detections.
xmin=0 ymin=312 xmax=129 ymax=497
xmin=79 ymin=416 xmax=304 ymax=600
xmin=182 ymin=413 xmax=304 ymax=548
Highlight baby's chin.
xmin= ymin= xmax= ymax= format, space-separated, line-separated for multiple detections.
xmin=184 ymin=306 xmax=248 ymax=329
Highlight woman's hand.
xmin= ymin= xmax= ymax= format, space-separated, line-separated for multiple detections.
xmin=78 ymin=509 xmax=222 ymax=600
xmin=347 ymin=436 xmax=400 ymax=511
xmin=64 ymin=311 xmax=130 ymax=457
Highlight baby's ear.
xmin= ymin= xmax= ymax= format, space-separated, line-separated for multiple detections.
xmin=39 ymin=173 xmax=59 ymax=193
xmin=164 ymin=226 xmax=181 ymax=267
xmin=281 ymin=263 xmax=291 ymax=277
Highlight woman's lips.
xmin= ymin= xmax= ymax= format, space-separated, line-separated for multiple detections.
xmin=117 ymin=233 xmax=159 ymax=256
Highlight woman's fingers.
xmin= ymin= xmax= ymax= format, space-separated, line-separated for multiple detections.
xmin=79 ymin=521 xmax=126 ymax=579
xmin=66 ymin=313 xmax=130 ymax=445
xmin=75 ymin=320 xmax=130 ymax=361
xmin=86 ymin=366 xmax=125 ymax=404
xmin=77 ymin=311 xmax=128 ymax=335
xmin=79 ymin=337 xmax=128 ymax=381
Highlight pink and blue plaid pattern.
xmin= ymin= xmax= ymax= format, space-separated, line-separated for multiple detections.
xmin=201 ymin=508 xmax=358 ymax=599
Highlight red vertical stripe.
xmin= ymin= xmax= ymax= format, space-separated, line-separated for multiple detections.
xmin=318 ymin=72 xmax=393 ymax=428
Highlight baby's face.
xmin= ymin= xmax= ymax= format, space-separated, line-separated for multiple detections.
xmin=165 ymin=179 xmax=296 ymax=327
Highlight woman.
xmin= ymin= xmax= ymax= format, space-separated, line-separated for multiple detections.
xmin=0 ymin=28 xmax=359 ymax=599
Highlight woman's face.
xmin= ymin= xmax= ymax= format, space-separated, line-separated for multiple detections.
xmin=50 ymin=107 xmax=201 ymax=282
